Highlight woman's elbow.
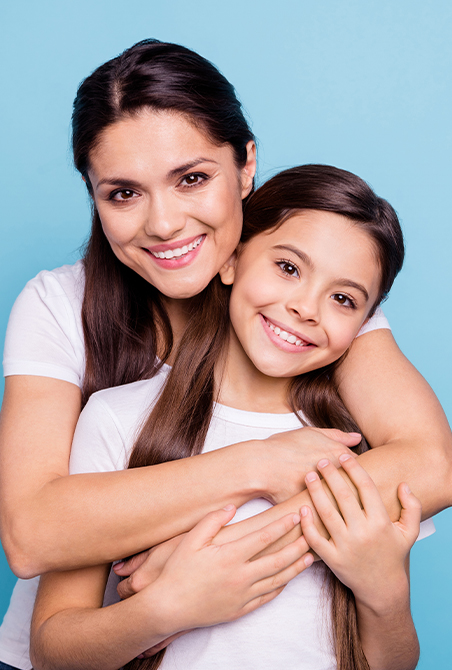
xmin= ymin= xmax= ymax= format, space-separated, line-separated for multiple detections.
xmin=1 ymin=513 xmax=47 ymax=578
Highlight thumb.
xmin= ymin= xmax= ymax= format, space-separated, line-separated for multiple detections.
xmin=396 ymin=483 xmax=422 ymax=545
xmin=314 ymin=427 xmax=362 ymax=447
xmin=113 ymin=550 xmax=150 ymax=576
xmin=185 ymin=504 xmax=237 ymax=548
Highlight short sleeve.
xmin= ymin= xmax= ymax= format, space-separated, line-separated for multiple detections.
xmin=356 ymin=306 xmax=390 ymax=338
xmin=3 ymin=263 xmax=85 ymax=387
xmin=69 ymin=394 xmax=128 ymax=474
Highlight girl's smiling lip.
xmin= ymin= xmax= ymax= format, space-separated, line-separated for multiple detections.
xmin=260 ymin=314 xmax=317 ymax=351
xmin=144 ymin=234 xmax=206 ymax=267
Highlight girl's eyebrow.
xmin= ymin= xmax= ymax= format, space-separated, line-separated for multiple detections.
xmin=272 ymin=244 xmax=314 ymax=269
xmin=272 ymin=244 xmax=369 ymax=302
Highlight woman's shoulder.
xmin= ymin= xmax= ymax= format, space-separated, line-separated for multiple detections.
xmin=22 ymin=260 xmax=85 ymax=301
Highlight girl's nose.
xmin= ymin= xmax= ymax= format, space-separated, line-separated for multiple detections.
xmin=287 ymin=290 xmax=320 ymax=323
xmin=144 ymin=193 xmax=186 ymax=240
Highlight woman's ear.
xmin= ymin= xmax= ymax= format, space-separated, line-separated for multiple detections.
xmin=219 ymin=251 xmax=238 ymax=285
xmin=240 ymin=141 xmax=257 ymax=198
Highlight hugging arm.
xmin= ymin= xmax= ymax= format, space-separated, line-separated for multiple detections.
xmin=0 ymin=376 xmax=355 ymax=578
xmin=30 ymin=508 xmax=310 ymax=670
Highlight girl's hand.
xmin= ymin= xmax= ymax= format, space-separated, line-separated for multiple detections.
xmin=144 ymin=504 xmax=313 ymax=634
xmin=260 ymin=427 xmax=361 ymax=504
xmin=114 ymin=535 xmax=185 ymax=600
xmin=300 ymin=454 xmax=421 ymax=612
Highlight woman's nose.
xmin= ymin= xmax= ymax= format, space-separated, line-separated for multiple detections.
xmin=144 ymin=193 xmax=186 ymax=240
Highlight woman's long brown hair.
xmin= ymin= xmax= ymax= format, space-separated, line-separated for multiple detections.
xmin=123 ymin=165 xmax=404 ymax=670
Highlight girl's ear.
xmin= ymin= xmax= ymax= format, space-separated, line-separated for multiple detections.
xmin=219 ymin=251 xmax=238 ymax=285
xmin=240 ymin=141 xmax=257 ymax=198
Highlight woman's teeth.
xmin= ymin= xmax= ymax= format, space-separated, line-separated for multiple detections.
xmin=150 ymin=236 xmax=203 ymax=260
xmin=266 ymin=319 xmax=306 ymax=347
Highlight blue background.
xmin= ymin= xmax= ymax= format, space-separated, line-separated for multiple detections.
xmin=0 ymin=1 xmax=451 ymax=667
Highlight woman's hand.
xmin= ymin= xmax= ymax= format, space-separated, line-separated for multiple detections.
xmin=300 ymin=454 xmax=421 ymax=611
xmin=258 ymin=426 xmax=361 ymax=504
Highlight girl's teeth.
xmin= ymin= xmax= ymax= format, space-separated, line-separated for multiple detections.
xmin=265 ymin=318 xmax=308 ymax=348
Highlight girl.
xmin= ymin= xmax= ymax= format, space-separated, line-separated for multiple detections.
xmin=0 ymin=39 xmax=449 ymax=670
xmin=31 ymin=165 xmax=425 ymax=670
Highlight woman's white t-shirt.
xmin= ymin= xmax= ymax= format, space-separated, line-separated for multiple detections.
xmin=0 ymin=263 xmax=424 ymax=669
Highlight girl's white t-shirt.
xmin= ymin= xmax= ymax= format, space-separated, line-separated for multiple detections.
xmin=0 ymin=371 xmax=435 ymax=670
xmin=0 ymin=263 xmax=429 ymax=669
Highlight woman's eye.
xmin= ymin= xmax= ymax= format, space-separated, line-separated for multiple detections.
xmin=111 ymin=189 xmax=136 ymax=201
xmin=332 ymin=293 xmax=356 ymax=308
xmin=180 ymin=173 xmax=207 ymax=187
xmin=277 ymin=261 xmax=299 ymax=277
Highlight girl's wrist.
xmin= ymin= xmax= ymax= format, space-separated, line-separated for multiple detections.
xmin=354 ymin=571 xmax=410 ymax=617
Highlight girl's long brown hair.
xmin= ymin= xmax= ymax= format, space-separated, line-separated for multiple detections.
xmin=124 ymin=165 xmax=404 ymax=670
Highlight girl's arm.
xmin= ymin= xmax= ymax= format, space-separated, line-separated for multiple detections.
xmin=30 ymin=507 xmax=311 ymax=670
xmin=0 ymin=375 xmax=355 ymax=577
xmin=300 ymin=455 xmax=421 ymax=670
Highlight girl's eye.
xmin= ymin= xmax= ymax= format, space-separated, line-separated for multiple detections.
xmin=111 ymin=189 xmax=137 ymax=201
xmin=180 ymin=173 xmax=207 ymax=187
xmin=277 ymin=261 xmax=299 ymax=278
xmin=332 ymin=293 xmax=356 ymax=309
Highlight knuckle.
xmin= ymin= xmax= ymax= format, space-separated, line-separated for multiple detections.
xmin=258 ymin=529 xmax=273 ymax=546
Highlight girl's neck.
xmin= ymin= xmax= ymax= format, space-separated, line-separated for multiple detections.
xmin=216 ymin=326 xmax=293 ymax=414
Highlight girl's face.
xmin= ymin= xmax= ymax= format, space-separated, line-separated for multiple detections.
xmin=221 ymin=210 xmax=381 ymax=381
xmin=88 ymin=109 xmax=256 ymax=300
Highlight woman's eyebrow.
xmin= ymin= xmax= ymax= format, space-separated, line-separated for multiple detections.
xmin=167 ymin=158 xmax=219 ymax=179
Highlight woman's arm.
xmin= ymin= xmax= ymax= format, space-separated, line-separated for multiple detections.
xmin=0 ymin=375 xmax=356 ymax=577
xmin=337 ymin=329 xmax=452 ymax=518
xmin=30 ymin=507 xmax=311 ymax=670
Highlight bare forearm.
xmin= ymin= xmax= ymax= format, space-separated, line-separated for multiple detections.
xmin=31 ymin=594 xmax=168 ymax=670
xmin=356 ymin=580 xmax=419 ymax=670
xmin=4 ymin=443 xmax=261 ymax=577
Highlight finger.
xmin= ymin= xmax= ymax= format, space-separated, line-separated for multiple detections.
xmin=337 ymin=454 xmax=387 ymax=519
xmin=248 ymin=534 xmax=310 ymax=579
xmin=248 ymin=551 xmax=314 ymax=603
xmin=299 ymin=505 xmax=335 ymax=561
xmin=396 ymin=483 xmax=422 ymax=545
xmin=113 ymin=551 xmax=150 ymax=577
xmin=316 ymin=458 xmax=366 ymax=524
xmin=228 ymin=512 xmax=302 ymax=560
xmin=314 ymin=427 xmax=361 ymax=447
xmin=183 ymin=505 xmax=238 ymax=549
xmin=304 ymin=470 xmax=346 ymax=538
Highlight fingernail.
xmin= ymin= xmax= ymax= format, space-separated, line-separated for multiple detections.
xmin=404 ymin=484 xmax=411 ymax=494
xmin=113 ymin=561 xmax=124 ymax=571
xmin=349 ymin=432 xmax=361 ymax=438
xmin=339 ymin=453 xmax=351 ymax=462
xmin=223 ymin=503 xmax=235 ymax=511
xmin=317 ymin=459 xmax=329 ymax=469
xmin=306 ymin=472 xmax=318 ymax=482
xmin=137 ymin=655 xmax=144 ymax=659
xmin=301 ymin=506 xmax=309 ymax=517
xmin=304 ymin=554 xmax=314 ymax=567
xmin=292 ymin=513 xmax=301 ymax=524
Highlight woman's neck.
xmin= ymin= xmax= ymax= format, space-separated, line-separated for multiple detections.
xmin=158 ymin=296 xmax=193 ymax=365
xmin=216 ymin=326 xmax=293 ymax=414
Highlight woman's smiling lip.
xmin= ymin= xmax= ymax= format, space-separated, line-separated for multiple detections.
xmin=260 ymin=314 xmax=317 ymax=349
xmin=143 ymin=234 xmax=206 ymax=267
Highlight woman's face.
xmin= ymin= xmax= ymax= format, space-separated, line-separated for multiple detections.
xmin=221 ymin=210 xmax=381 ymax=380
xmin=88 ymin=109 xmax=256 ymax=299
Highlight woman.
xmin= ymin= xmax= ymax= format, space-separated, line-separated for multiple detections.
xmin=0 ymin=38 xmax=450 ymax=670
